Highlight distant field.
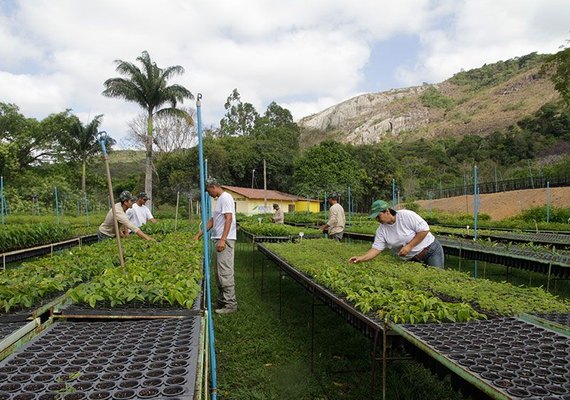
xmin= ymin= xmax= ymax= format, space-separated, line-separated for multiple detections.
xmin=416 ymin=186 xmax=570 ymax=220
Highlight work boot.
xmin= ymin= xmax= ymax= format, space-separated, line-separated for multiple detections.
xmin=215 ymin=306 xmax=237 ymax=315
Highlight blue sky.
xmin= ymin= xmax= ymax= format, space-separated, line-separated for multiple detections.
xmin=0 ymin=0 xmax=569 ymax=147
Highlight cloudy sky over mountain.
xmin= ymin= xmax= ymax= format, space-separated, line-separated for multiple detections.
xmin=1 ymin=0 xmax=568 ymax=146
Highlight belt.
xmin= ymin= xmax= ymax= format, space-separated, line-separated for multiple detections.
xmin=411 ymin=245 xmax=431 ymax=262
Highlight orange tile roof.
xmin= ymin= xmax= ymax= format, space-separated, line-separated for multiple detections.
xmin=222 ymin=185 xmax=317 ymax=201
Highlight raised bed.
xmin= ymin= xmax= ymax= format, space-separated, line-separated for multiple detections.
xmin=395 ymin=318 xmax=570 ymax=400
xmin=342 ymin=231 xmax=570 ymax=278
xmin=1 ymin=235 xmax=98 ymax=269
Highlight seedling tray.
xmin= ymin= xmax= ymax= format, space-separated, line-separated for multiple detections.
xmin=0 ymin=317 xmax=201 ymax=399
xmin=396 ymin=317 xmax=570 ymax=399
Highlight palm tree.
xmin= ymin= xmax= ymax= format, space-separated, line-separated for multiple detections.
xmin=102 ymin=51 xmax=193 ymax=203
xmin=60 ymin=114 xmax=109 ymax=194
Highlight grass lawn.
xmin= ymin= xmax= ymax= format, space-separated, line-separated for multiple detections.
xmin=210 ymin=237 xmax=466 ymax=400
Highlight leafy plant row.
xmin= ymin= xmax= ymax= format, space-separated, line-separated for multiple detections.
xmin=0 ymin=229 xmax=202 ymax=312
xmin=239 ymin=222 xmax=321 ymax=237
xmin=264 ymin=240 xmax=570 ymax=324
xmin=0 ymin=223 xmax=75 ymax=253
xmin=67 ymin=231 xmax=202 ymax=308
xmin=0 ymin=238 xmax=118 ymax=312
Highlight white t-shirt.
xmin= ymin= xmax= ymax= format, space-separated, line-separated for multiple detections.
xmin=127 ymin=203 xmax=154 ymax=228
xmin=211 ymin=191 xmax=237 ymax=240
xmin=372 ymin=209 xmax=434 ymax=260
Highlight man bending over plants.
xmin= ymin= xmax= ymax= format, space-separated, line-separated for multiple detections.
xmin=97 ymin=191 xmax=155 ymax=242
xmin=349 ymin=200 xmax=444 ymax=268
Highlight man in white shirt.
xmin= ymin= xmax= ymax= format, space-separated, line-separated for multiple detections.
xmin=127 ymin=192 xmax=157 ymax=228
xmin=320 ymin=194 xmax=345 ymax=241
xmin=349 ymin=200 xmax=444 ymax=268
xmin=98 ymin=191 xmax=155 ymax=241
xmin=193 ymin=178 xmax=237 ymax=314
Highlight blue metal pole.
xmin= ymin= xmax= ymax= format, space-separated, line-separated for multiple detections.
xmin=546 ymin=181 xmax=550 ymax=223
xmin=1 ymin=176 xmax=4 ymax=224
xmin=473 ymin=165 xmax=479 ymax=279
xmin=392 ymin=179 xmax=396 ymax=209
xmin=197 ymin=95 xmax=217 ymax=400
xmin=55 ymin=187 xmax=60 ymax=224
xmin=347 ymin=186 xmax=351 ymax=227
xmin=205 ymin=159 xmax=211 ymax=218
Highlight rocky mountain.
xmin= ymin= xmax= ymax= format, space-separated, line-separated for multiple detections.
xmin=298 ymin=53 xmax=560 ymax=148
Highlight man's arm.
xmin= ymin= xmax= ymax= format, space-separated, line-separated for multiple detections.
xmin=193 ymin=218 xmax=213 ymax=240
xmin=216 ymin=213 xmax=232 ymax=252
xmin=349 ymin=248 xmax=381 ymax=264
xmin=398 ymin=230 xmax=429 ymax=257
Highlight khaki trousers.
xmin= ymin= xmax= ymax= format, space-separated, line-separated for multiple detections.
xmin=213 ymin=239 xmax=237 ymax=308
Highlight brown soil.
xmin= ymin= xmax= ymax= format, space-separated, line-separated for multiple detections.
xmin=416 ymin=187 xmax=570 ymax=221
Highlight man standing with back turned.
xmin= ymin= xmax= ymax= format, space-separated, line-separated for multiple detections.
xmin=320 ymin=193 xmax=345 ymax=241
xmin=193 ymin=178 xmax=237 ymax=314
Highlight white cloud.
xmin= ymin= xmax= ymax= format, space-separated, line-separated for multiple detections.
xmin=0 ymin=0 xmax=569 ymax=146
xmin=394 ymin=0 xmax=570 ymax=86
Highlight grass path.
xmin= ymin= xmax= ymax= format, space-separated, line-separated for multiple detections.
xmin=211 ymin=238 xmax=466 ymax=400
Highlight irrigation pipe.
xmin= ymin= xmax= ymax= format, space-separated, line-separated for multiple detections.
xmin=197 ymin=94 xmax=218 ymax=400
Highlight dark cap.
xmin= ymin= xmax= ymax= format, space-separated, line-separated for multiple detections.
xmin=138 ymin=192 xmax=149 ymax=200
xmin=328 ymin=193 xmax=339 ymax=200
xmin=119 ymin=191 xmax=136 ymax=202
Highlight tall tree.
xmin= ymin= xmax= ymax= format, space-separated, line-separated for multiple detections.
xmin=219 ymin=89 xmax=259 ymax=137
xmin=293 ymin=141 xmax=363 ymax=198
xmin=128 ymin=106 xmax=196 ymax=153
xmin=58 ymin=114 xmax=114 ymax=193
xmin=0 ymin=103 xmax=69 ymax=176
xmin=102 ymin=50 xmax=193 ymax=203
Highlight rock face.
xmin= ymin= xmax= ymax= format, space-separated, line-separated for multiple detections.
xmin=298 ymin=63 xmax=558 ymax=147
xmin=299 ymin=86 xmax=432 ymax=145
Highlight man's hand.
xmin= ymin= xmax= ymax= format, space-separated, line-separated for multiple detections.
xmin=398 ymin=244 xmax=412 ymax=257
xmin=216 ymin=239 xmax=226 ymax=252
xmin=349 ymin=256 xmax=360 ymax=264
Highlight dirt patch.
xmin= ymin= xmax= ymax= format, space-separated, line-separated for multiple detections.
xmin=416 ymin=187 xmax=570 ymax=221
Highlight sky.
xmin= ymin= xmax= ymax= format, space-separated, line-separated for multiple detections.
xmin=1 ymin=0 xmax=569 ymax=147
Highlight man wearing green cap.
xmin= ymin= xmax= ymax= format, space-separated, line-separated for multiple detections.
xmin=349 ymin=200 xmax=444 ymax=268
xmin=97 ymin=191 xmax=155 ymax=241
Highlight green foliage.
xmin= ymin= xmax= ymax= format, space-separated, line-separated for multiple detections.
xmin=265 ymin=240 xmax=570 ymax=322
xmin=543 ymin=47 xmax=570 ymax=108
xmin=154 ymin=98 xmax=300 ymax=196
xmin=0 ymin=223 xmax=73 ymax=253
xmin=420 ymin=86 xmax=455 ymax=110
xmin=449 ymin=52 xmax=546 ymax=89
xmin=0 ymin=239 xmax=117 ymax=312
xmin=507 ymin=205 xmax=570 ymax=224
xmin=293 ymin=141 xmax=364 ymax=198
xmin=518 ymin=102 xmax=570 ymax=141
xmin=67 ymin=232 xmax=202 ymax=308
xmin=0 ymin=223 xmax=195 ymax=312
xmin=239 ymin=222 xmax=321 ymax=237
xmin=219 ymin=89 xmax=260 ymax=137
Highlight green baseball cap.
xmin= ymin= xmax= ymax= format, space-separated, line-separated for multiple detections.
xmin=368 ymin=200 xmax=390 ymax=219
